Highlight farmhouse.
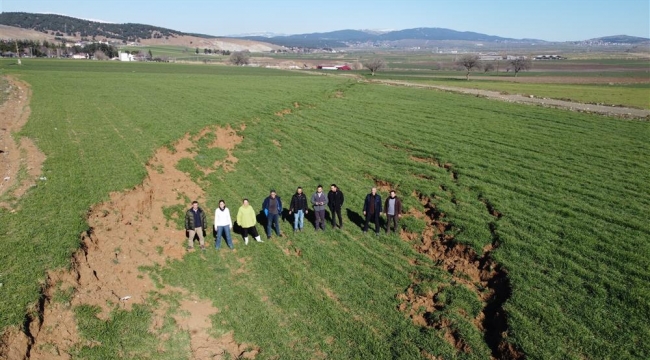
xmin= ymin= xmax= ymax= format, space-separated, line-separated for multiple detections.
xmin=119 ymin=52 xmax=135 ymax=61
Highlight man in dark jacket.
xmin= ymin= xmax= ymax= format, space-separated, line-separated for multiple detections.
xmin=311 ymin=185 xmax=328 ymax=231
xmin=327 ymin=184 xmax=345 ymax=229
xmin=289 ymin=187 xmax=309 ymax=232
xmin=384 ymin=190 xmax=403 ymax=235
xmin=363 ymin=187 xmax=382 ymax=236
xmin=185 ymin=201 xmax=207 ymax=251
xmin=262 ymin=190 xmax=283 ymax=239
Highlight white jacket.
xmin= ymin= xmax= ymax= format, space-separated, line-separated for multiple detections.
xmin=214 ymin=207 xmax=233 ymax=229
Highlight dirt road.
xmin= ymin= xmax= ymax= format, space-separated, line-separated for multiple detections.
xmin=367 ymin=79 xmax=650 ymax=119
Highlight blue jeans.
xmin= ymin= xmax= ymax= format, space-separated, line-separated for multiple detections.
xmin=266 ymin=213 xmax=281 ymax=236
xmin=293 ymin=210 xmax=305 ymax=230
xmin=215 ymin=226 xmax=233 ymax=249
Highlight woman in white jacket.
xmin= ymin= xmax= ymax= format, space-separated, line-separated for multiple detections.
xmin=214 ymin=200 xmax=234 ymax=249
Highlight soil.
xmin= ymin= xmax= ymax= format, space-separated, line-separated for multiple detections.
xmin=369 ymin=79 xmax=650 ymax=119
xmin=274 ymin=109 xmax=292 ymax=117
xmin=396 ymin=188 xmax=524 ymax=359
xmin=0 ymin=76 xmax=46 ymax=209
xmin=0 ymin=124 xmax=255 ymax=359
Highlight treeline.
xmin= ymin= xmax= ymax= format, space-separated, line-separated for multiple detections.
xmin=0 ymin=39 xmax=118 ymax=58
xmin=0 ymin=12 xmax=215 ymax=42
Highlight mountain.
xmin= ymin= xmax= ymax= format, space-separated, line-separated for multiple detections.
xmin=0 ymin=12 xmax=216 ymax=42
xmin=236 ymin=27 xmax=542 ymax=48
xmin=588 ymin=35 xmax=650 ymax=44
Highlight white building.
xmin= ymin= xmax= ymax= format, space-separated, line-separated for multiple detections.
xmin=119 ymin=52 xmax=135 ymax=62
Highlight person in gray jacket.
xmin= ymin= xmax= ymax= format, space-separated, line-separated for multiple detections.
xmin=311 ymin=185 xmax=329 ymax=231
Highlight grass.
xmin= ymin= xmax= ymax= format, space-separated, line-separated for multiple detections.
xmin=366 ymin=72 xmax=650 ymax=109
xmin=0 ymin=58 xmax=649 ymax=359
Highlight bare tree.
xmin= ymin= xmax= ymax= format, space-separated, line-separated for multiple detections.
xmin=509 ymin=57 xmax=532 ymax=77
xmin=93 ymin=50 xmax=108 ymax=60
xmin=483 ymin=62 xmax=495 ymax=73
xmin=229 ymin=51 xmax=250 ymax=66
xmin=362 ymin=58 xmax=386 ymax=76
xmin=457 ymin=54 xmax=480 ymax=80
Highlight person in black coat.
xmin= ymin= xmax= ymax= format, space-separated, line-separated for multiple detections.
xmin=289 ymin=187 xmax=309 ymax=232
xmin=363 ymin=187 xmax=382 ymax=236
xmin=327 ymin=184 xmax=345 ymax=229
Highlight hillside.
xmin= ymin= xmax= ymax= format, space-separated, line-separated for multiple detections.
xmin=590 ymin=35 xmax=650 ymax=44
xmin=239 ymin=27 xmax=531 ymax=48
xmin=0 ymin=12 xmax=214 ymax=42
xmin=0 ymin=13 xmax=280 ymax=52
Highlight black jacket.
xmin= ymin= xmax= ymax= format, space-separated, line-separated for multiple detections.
xmin=327 ymin=190 xmax=344 ymax=209
xmin=290 ymin=192 xmax=309 ymax=212
xmin=363 ymin=193 xmax=382 ymax=214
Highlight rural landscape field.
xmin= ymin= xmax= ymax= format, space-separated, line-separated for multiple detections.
xmin=0 ymin=53 xmax=648 ymax=360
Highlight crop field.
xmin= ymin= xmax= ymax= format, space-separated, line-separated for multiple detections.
xmin=0 ymin=59 xmax=649 ymax=360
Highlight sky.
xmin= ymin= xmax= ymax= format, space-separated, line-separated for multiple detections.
xmin=1 ymin=0 xmax=649 ymax=41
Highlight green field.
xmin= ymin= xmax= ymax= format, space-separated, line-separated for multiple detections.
xmin=0 ymin=59 xmax=649 ymax=359
xmin=367 ymin=73 xmax=650 ymax=109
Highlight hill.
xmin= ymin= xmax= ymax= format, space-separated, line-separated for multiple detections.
xmin=0 ymin=13 xmax=280 ymax=52
xmin=590 ymin=35 xmax=650 ymax=44
xmin=238 ymin=27 xmax=536 ymax=48
xmin=0 ymin=12 xmax=215 ymax=42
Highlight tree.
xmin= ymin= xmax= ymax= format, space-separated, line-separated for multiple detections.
xmin=509 ymin=57 xmax=532 ymax=77
xmin=195 ymin=47 xmax=199 ymax=54
xmin=93 ymin=50 xmax=108 ymax=60
xmin=457 ymin=54 xmax=480 ymax=80
xmin=229 ymin=51 xmax=250 ymax=66
xmin=362 ymin=58 xmax=386 ymax=76
xmin=483 ymin=62 xmax=495 ymax=73
xmin=148 ymin=49 xmax=153 ymax=60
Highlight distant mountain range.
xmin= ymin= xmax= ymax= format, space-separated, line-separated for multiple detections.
xmin=236 ymin=28 xmax=533 ymax=48
xmin=1 ymin=12 xmax=648 ymax=49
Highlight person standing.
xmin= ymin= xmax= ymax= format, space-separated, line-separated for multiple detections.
xmin=363 ymin=187 xmax=382 ymax=236
xmin=311 ymin=185 xmax=328 ymax=231
xmin=236 ymin=198 xmax=263 ymax=245
xmin=214 ymin=200 xmax=234 ymax=250
xmin=289 ymin=187 xmax=309 ymax=232
xmin=384 ymin=190 xmax=403 ymax=235
xmin=327 ymin=184 xmax=345 ymax=229
xmin=185 ymin=200 xmax=207 ymax=251
xmin=262 ymin=190 xmax=283 ymax=239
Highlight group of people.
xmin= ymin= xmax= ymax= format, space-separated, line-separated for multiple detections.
xmin=184 ymin=185 xmax=403 ymax=251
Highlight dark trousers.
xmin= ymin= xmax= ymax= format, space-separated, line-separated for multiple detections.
xmin=242 ymin=226 xmax=259 ymax=239
xmin=364 ymin=212 xmax=380 ymax=233
xmin=266 ymin=213 xmax=281 ymax=236
xmin=386 ymin=214 xmax=399 ymax=234
xmin=330 ymin=207 xmax=343 ymax=227
xmin=315 ymin=210 xmax=326 ymax=230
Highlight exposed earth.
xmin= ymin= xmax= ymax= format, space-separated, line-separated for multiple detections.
xmin=0 ymin=67 xmax=647 ymax=358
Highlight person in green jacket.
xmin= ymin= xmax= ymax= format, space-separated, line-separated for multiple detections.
xmin=236 ymin=198 xmax=263 ymax=245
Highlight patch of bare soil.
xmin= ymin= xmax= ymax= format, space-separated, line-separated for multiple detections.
xmin=195 ymin=124 xmax=244 ymax=172
xmin=409 ymin=156 xmax=459 ymax=183
xmin=370 ymin=79 xmax=650 ymax=119
xmin=274 ymin=109 xmax=292 ymax=117
xmin=0 ymin=76 xmax=46 ymax=209
xmin=0 ymin=126 xmax=255 ymax=359
xmin=397 ymin=190 xmax=524 ymax=359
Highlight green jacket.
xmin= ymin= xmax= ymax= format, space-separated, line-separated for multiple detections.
xmin=185 ymin=207 xmax=207 ymax=230
xmin=237 ymin=205 xmax=257 ymax=228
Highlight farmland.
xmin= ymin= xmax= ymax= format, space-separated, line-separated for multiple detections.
xmin=0 ymin=59 xmax=649 ymax=359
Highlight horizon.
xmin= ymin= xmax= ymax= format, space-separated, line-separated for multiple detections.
xmin=1 ymin=0 xmax=649 ymax=42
